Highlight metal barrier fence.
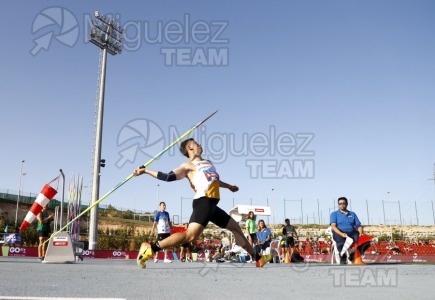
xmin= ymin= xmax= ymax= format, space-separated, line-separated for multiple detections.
xmin=0 ymin=189 xmax=152 ymax=216
xmin=178 ymin=196 xmax=435 ymax=226
xmin=2 ymin=189 xmax=435 ymax=226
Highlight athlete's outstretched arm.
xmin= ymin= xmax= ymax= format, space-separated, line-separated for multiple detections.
xmin=133 ymin=163 xmax=189 ymax=181
xmin=219 ymin=180 xmax=239 ymax=192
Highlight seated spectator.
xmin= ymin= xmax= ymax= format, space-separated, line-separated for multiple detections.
xmin=392 ymin=249 xmax=401 ymax=255
xmin=297 ymin=241 xmax=304 ymax=251
xmin=212 ymin=231 xmax=231 ymax=261
xmin=321 ymin=247 xmax=330 ymax=255
xmin=387 ymin=240 xmax=400 ymax=252
xmin=404 ymin=245 xmax=413 ymax=253
xmin=255 ymin=219 xmax=272 ymax=254
xmin=312 ymin=243 xmax=319 ymax=255
xmin=330 ymin=197 xmax=364 ymax=264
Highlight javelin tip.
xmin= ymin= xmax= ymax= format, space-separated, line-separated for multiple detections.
xmin=193 ymin=109 xmax=219 ymax=129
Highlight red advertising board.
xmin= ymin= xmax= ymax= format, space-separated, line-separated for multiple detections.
xmin=2 ymin=246 xmax=435 ymax=263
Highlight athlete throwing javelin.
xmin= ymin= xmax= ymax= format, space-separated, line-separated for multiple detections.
xmin=133 ymin=138 xmax=267 ymax=268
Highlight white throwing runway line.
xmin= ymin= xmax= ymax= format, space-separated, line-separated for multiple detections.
xmin=0 ymin=298 xmax=126 ymax=300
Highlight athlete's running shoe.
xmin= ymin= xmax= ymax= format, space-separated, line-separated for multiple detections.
xmin=136 ymin=242 xmax=154 ymax=269
xmin=256 ymin=254 xmax=271 ymax=268
xmin=163 ymin=258 xmax=172 ymax=263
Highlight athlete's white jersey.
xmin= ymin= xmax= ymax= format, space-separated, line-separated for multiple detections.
xmin=190 ymin=160 xmax=220 ymax=199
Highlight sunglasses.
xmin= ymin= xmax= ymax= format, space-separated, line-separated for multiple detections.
xmin=338 ymin=202 xmax=347 ymax=205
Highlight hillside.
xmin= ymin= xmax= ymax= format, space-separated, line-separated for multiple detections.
xmin=1 ymin=201 xmax=434 ymax=240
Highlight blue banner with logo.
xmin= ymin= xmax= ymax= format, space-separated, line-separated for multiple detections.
xmin=3 ymin=233 xmax=22 ymax=245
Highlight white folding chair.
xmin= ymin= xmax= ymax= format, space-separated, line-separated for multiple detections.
xmin=326 ymin=227 xmax=353 ymax=264
xmin=269 ymin=237 xmax=283 ymax=263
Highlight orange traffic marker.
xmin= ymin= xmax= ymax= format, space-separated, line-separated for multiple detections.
xmin=284 ymin=252 xmax=291 ymax=264
xmin=352 ymin=248 xmax=365 ymax=265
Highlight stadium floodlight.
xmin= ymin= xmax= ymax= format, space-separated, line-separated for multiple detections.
xmin=88 ymin=11 xmax=124 ymax=250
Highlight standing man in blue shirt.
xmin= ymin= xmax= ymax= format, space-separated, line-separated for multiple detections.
xmin=151 ymin=202 xmax=173 ymax=263
xmin=330 ymin=197 xmax=363 ymax=264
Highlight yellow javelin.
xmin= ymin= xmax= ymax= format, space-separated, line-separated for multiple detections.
xmin=45 ymin=110 xmax=218 ymax=244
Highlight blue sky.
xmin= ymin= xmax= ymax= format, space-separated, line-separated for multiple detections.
xmin=1 ymin=1 xmax=435 ymax=226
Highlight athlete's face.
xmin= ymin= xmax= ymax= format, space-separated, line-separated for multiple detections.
xmin=187 ymin=140 xmax=203 ymax=156
xmin=160 ymin=203 xmax=166 ymax=211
